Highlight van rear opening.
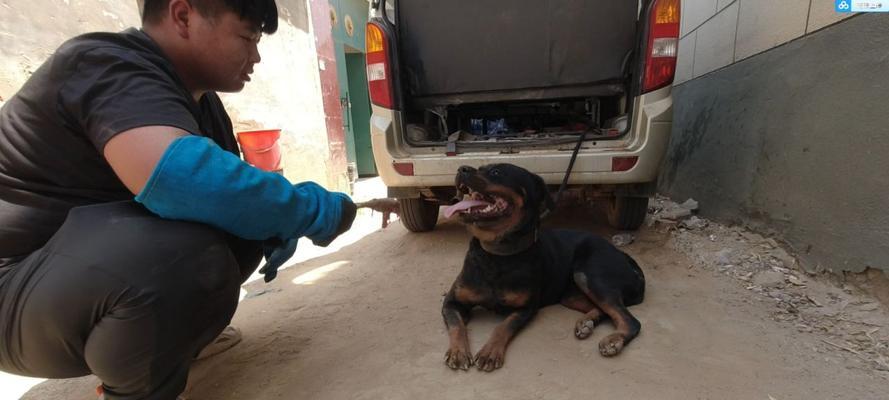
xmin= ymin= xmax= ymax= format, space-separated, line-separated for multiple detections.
xmin=392 ymin=0 xmax=641 ymax=149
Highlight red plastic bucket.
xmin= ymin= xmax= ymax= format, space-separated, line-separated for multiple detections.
xmin=237 ymin=129 xmax=282 ymax=172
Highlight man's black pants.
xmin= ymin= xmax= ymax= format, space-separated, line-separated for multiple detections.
xmin=0 ymin=201 xmax=263 ymax=399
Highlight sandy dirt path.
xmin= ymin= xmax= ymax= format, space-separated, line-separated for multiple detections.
xmin=10 ymin=185 xmax=887 ymax=400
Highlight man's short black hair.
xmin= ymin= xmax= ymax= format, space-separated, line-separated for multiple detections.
xmin=143 ymin=0 xmax=279 ymax=34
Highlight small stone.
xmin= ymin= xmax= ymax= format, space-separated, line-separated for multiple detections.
xmin=680 ymin=216 xmax=708 ymax=230
xmin=858 ymin=303 xmax=879 ymax=312
xmin=680 ymin=198 xmax=699 ymax=211
xmin=717 ymin=264 xmax=734 ymax=273
xmin=612 ymin=233 xmax=635 ymax=247
xmin=769 ymin=248 xmax=797 ymax=268
xmin=714 ymin=248 xmax=735 ymax=266
xmin=754 ymin=270 xmax=786 ymax=287
xmin=805 ymin=294 xmax=823 ymax=307
xmin=851 ymin=335 xmax=871 ymax=344
xmin=771 ymin=266 xmax=791 ymax=274
xmin=659 ymin=207 xmax=692 ymax=221
xmin=709 ymin=234 xmax=717 ymax=242
xmin=741 ymin=231 xmax=763 ymax=242
xmin=786 ymin=275 xmax=807 ymax=286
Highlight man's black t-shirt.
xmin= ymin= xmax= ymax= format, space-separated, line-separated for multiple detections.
xmin=0 ymin=28 xmax=241 ymax=266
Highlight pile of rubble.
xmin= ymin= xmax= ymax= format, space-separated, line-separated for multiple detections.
xmin=641 ymin=195 xmax=889 ymax=374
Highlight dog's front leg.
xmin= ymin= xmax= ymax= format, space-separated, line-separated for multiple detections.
xmin=442 ymin=293 xmax=474 ymax=370
xmin=475 ymin=307 xmax=537 ymax=372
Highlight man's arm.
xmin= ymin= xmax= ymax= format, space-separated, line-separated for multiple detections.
xmin=102 ymin=129 xmax=355 ymax=245
xmin=103 ymin=126 xmax=188 ymax=195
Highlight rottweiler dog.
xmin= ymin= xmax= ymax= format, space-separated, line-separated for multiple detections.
xmin=441 ymin=164 xmax=645 ymax=372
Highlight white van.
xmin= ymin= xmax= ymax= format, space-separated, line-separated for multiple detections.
xmin=365 ymin=0 xmax=680 ymax=232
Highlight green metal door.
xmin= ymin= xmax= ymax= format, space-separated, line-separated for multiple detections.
xmin=345 ymin=53 xmax=375 ymax=176
xmin=329 ymin=0 xmax=376 ymax=177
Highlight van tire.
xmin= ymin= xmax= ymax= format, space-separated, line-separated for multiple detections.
xmin=399 ymin=198 xmax=440 ymax=232
xmin=606 ymin=196 xmax=649 ymax=231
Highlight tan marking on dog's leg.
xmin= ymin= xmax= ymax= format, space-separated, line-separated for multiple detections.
xmin=572 ymin=272 xmax=641 ymax=356
xmin=442 ymin=292 xmax=474 ymax=370
xmin=574 ymin=307 xmax=605 ymax=340
xmin=475 ymin=308 xmax=535 ymax=372
xmin=560 ymin=292 xmax=596 ymax=312
xmin=594 ymin=301 xmax=641 ymax=357
xmin=445 ymin=322 xmax=473 ymax=370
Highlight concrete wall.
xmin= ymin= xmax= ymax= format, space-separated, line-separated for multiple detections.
xmin=0 ymin=0 xmax=345 ymax=190
xmin=0 ymin=0 xmax=140 ymax=98
xmin=220 ymin=0 xmax=345 ymax=190
xmin=661 ymin=11 xmax=889 ymax=276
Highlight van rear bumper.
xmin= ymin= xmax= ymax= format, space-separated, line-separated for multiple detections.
xmin=370 ymin=87 xmax=673 ymax=190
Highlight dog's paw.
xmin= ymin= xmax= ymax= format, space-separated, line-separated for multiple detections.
xmin=474 ymin=344 xmax=506 ymax=372
xmin=598 ymin=333 xmax=626 ymax=357
xmin=574 ymin=318 xmax=597 ymax=339
xmin=445 ymin=347 xmax=474 ymax=371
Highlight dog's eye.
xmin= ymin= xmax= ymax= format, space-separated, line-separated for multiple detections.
xmin=490 ymin=169 xmax=501 ymax=177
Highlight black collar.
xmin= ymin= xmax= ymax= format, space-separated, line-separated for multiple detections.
xmin=480 ymin=228 xmax=539 ymax=256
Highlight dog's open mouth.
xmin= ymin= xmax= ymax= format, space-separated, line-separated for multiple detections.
xmin=444 ymin=188 xmax=511 ymax=219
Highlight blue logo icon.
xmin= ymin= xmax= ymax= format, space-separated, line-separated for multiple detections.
xmin=836 ymin=0 xmax=889 ymax=12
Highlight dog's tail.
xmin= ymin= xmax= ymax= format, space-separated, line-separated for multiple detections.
xmin=623 ymin=252 xmax=646 ymax=306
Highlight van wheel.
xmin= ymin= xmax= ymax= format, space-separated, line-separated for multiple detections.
xmin=606 ymin=196 xmax=649 ymax=231
xmin=398 ymin=198 xmax=440 ymax=232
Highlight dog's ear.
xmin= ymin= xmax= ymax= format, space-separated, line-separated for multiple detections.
xmin=531 ymin=173 xmax=554 ymax=218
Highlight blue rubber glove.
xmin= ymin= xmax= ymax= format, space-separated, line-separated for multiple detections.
xmin=259 ymin=193 xmax=356 ymax=281
xmin=136 ymin=135 xmax=355 ymax=245
xmin=260 ymin=238 xmax=298 ymax=282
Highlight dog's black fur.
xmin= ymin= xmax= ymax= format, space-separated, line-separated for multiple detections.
xmin=442 ymin=164 xmax=645 ymax=371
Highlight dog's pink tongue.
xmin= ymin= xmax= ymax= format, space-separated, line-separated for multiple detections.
xmin=444 ymin=200 xmax=490 ymax=218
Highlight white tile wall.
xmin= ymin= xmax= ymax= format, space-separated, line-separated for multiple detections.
xmin=716 ymin=0 xmax=735 ymax=12
xmin=681 ymin=0 xmax=719 ymax=37
xmin=675 ymin=0 xmax=859 ymax=85
xmin=808 ymin=0 xmax=857 ymax=33
xmin=675 ymin=31 xmax=697 ymax=84
xmin=692 ymin=1 xmax=739 ymax=77
xmin=735 ymin=0 xmax=809 ymax=61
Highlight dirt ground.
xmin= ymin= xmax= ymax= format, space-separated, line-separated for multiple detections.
xmin=8 ymin=182 xmax=889 ymax=400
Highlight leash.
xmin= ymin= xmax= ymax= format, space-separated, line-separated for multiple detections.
xmin=543 ymin=130 xmax=587 ymax=219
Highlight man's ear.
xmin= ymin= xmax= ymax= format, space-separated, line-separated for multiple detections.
xmin=169 ymin=0 xmax=194 ymax=38
xmin=532 ymin=174 xmax=554 ymax=218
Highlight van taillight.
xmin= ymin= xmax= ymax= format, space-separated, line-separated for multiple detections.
xmin=366 ymin=22 xmax=394 ymax=108
xmin=612 ymin=156 xmax=639 ymax=172
xmin=642 ymin=0 xmax=680 ymax=93
xmin=393 ymin=162 xmax=414 ymax=176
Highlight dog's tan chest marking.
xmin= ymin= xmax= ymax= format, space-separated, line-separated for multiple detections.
xmin=499 ymin=291 xmax=530 ymax=308
xmin=454 ymin=284 xmax=487 ymax=305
